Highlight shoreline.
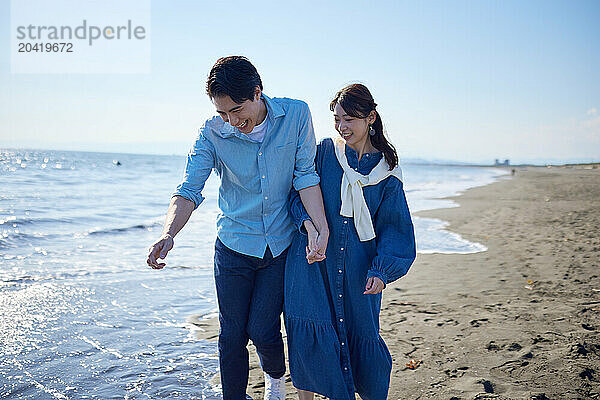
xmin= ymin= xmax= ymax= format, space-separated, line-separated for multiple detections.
xmin=385 ymin=166 xmax=599 ymax=399
xmin=192 ymin=166 xmax=600 ymax=399
xmin=409 ymin=166 xmax=510 ymax=255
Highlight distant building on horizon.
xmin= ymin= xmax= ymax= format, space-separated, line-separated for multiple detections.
xmin=494 ymin=158 xmax=510 ymax=166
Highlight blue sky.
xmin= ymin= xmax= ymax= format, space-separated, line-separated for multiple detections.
xmin=1 ymin=0 xmax=599 ymax=163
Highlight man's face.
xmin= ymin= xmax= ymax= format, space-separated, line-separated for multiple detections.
xmin=212 ymin=89 xmax=262 ymax=134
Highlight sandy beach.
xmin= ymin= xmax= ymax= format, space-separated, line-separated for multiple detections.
xmin=193 ymin=166 xmax=600 ymax=399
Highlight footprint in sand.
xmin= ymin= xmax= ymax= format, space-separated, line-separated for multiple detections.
xmin=490 ymin=358 xmax=530 ymax=377
xmin=579 ymin=368 xmax=595 ymax=381
xmin=477 ymin=378 xmax=495 ymax=393
xmin=469 ymin=318 xmax=489 ymax=327
xmin=532 ymin=335 xmax=551 ymax=344
xmin=530 ymin=393 xmax=551 ymax=400
xmin=506 ymin=342 xmax=522 ymax=351
xmin=436 ymin=318 xmax=459 ymax=327
xmin=581 ymin=323 xmax=595 ymax=331
xmin=486 ymin=341 xmax=502 ymax=351
xmin=571 ymin=341 xmax=600 ymax=357
xmin=444 ymin=366 xmax=469 ymax=378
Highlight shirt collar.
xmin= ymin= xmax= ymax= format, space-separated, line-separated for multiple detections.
xmin=345 ymin=144 xmax=382 ymax=173
xmin=218 ymin=93 xmax=284 ymax=137
xmin=263 ymin=93 xmax=285 ymax=120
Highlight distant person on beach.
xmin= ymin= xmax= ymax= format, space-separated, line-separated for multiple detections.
xmin=284 ymin=84 xmax=416 ymax=400
xmin=146 ymin=56 xmax=329 ymax=400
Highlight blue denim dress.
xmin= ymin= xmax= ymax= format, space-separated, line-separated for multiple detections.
xmin=284 ymin=138 xmax=416 ymax=400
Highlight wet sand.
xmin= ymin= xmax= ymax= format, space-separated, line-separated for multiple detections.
xmin=193 ymin=166 xmax=600 ymax=399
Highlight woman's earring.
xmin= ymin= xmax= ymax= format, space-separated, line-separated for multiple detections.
xmin=368 ymin=125 xmax=376 ymax=136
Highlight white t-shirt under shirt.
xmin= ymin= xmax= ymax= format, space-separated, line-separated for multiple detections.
xmin=244 ymin=112 xmax=269 ymax=143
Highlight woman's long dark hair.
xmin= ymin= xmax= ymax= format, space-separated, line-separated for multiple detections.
xmin=330 ymin=84 xmax=398 ymax=170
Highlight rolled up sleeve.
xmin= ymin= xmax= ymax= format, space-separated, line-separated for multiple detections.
xmin=292 ymin=103 xmax=320 ymax=191
xmin=172 ymin=129 xmax=216 ymax=209
xmin=288 ymin=188 xmax=312 ymax=234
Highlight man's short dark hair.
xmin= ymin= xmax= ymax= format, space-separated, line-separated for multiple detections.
xmin=206 ymin=56 xmax=263 ymax=104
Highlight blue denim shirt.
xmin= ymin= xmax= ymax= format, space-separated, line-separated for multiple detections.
xmin=173 ymin=94 xmax=320 ymax=258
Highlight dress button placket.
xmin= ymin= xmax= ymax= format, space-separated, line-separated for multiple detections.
xmin=337 ymin=214 xmax=351 ymax=381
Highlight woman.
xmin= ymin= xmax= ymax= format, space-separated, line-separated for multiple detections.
xmin=284 ymin=84 xmax=416 ymax=400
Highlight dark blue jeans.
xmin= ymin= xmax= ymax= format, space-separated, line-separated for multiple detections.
xmin=214 ymin=238 xmax=287 ymax=400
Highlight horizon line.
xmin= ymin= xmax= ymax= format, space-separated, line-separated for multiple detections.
xmin=2 ymin=145 xmax=598 ymax=167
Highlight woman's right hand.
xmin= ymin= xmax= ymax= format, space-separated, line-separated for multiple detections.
xmin=304 ymin=220 xmax=326 ymax=264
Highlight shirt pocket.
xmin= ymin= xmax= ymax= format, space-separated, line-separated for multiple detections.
xmin=270 ymin=141 xmax=296 ymax=188
xmin=276 ymin=140 xmax=296 ymax=151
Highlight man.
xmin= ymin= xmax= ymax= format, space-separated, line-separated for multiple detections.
xmin=146 ymin=56 xmax=329 ymax=400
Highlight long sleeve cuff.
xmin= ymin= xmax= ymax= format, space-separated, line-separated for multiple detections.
xmin=296 ymin=216 xmax=312 ymax=236
xmin=369 ymin=254 xmax=413 ymax=285
xmin=366 ymin=269 xmax=389 ymax=286
xmin=292 ymin=205 xmax=312 ymax=236
xmin=289 ymin=190 xmax=313 ymax=235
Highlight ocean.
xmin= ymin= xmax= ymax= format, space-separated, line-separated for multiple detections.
xmin=0 ymin=148 xmax=507 ymax=399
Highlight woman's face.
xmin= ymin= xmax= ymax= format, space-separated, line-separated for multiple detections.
xmin=333 ymin=103 xmax=371 ymax=149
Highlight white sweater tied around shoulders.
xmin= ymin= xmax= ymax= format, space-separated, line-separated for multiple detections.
xmin=332 ymin=137 xmax=403 ymax=241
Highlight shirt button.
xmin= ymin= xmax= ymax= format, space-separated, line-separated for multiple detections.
xmin=339 ymin=294 xmax=342 ymax=298
xmin=262 ymin=175 xmax=265 ymax=179
xmin=341 ymin=342 xmax=345 ymax=346
xmin=258 ymin=152 xmax=262 ymax=156
xmin=344 ymin=367 xmax=348 ymax=371
xmin=340 ymin=247 xmax=344 ymax=251
xmin=343 ymin=221 xmax=348 ymax=224
xmin=339 ymin=318 xmax=343 ymax=322
xmin=338 ymin=270 xmax=342 ymax=273
xmin=264 ymin=196 xmax=268 ymax=200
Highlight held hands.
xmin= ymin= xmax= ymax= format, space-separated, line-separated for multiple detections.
xmin=146 ymin=234 xmax=174 ymax=269
xmin=303 ymin=217 xmax=383 ymax=293
xmin=364 ymin=276 xmax=385 ymax=295
xmin=303 ymin=219 xmax=328 ymax=264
